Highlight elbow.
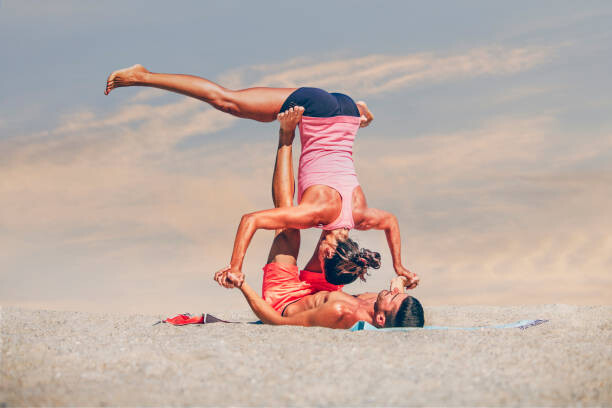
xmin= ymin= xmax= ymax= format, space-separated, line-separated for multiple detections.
xmin=240 ymin=213 xmax=257 ymax=229
xmin=312 ymin=207 xmax=332 ymax=227
xmin=261 ymin=317 xmax=281 ymax=325
xmin=260 ymin=312 xmax=284 ymax=326
xmin=382 ymin=214 xmax=398 ymax=230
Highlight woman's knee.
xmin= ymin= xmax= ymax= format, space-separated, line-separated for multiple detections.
xmin=211 ymin=90 xmax=240 ymax=115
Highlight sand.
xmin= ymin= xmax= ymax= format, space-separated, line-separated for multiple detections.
xmin=1 ymin=305 xmax=610 ymax=407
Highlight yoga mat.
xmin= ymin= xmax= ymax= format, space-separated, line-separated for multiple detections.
xmin=349 ymin=319 xmax=549 ymax=332
xmin=157 ymin=314 xmax=548 ymax=331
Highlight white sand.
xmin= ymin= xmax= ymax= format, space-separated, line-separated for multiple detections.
xmin=1 ymin=305 xmax=610 ymax=406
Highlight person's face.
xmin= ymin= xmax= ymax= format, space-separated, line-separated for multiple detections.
xmin=317 ymin=233 xmax=340 ymax=267
xmin=373 ymin=289 xmax=409 ymax=327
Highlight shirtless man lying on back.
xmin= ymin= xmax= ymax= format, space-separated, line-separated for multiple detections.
xmin=214 ymin=108 xmax=424 ymax=329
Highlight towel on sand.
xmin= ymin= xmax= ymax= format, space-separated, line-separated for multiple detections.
xmin=349 ymin=319 xmax=549 ymax=331
xmin=157 ymin=314 xmax=548 ymax=331
xmin=154 ymin=313 xmax=233 ymax=326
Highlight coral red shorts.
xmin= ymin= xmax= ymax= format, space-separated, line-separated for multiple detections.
xmin=299 ymin=269 xmax=344 ymax=293
xmin=262 ymin=263 xmax=343 ymax=315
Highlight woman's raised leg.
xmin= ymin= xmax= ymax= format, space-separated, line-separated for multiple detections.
xmin=105 ymin=64 xmax=296 ymax=122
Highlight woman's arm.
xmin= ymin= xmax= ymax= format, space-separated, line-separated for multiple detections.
xmin=240 ymin=281 xmax=350 ymax=328
xmin=355 ymin=207 xmax=419 ymax=288
xmin=227 ymin=204 xmax=323 ymax=277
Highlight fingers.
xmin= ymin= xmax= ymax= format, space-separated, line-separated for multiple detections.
xmin=277 ymin=106 xmax=304 ymax=123
xmin=227 ymin=272 xmax=245 ymax=288
xmin=214 ymin=265 xmax=231 ymax=279
xmin=406 ymin=275 xmax=420 ymax=290
xmin=395 ymin=269 xmax=420 ymax=290
xmin=220 ymin=273 xmax=235 ymax=289
xmin=360 ymin=115 xmax=373 ymax=128
xmin=356 ymin=100 xmax=373 ymax=128
xmin=214 ymin=266 xmax=235 ymax=288
xmin=214 ymin=270 xmax=228 ymax=287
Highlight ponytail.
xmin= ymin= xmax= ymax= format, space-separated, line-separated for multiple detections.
xmin=324 ymin=237 xmax=381 ymax=285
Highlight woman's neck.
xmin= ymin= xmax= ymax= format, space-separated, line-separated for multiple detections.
xmin=326 ymin=228 xmax=349 ymax=241
xmin=304 ymin=229 xmax=349 ymax=271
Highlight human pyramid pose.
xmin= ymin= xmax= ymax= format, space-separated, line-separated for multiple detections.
xmin=105 ymin=65 xmax=423 ymax=328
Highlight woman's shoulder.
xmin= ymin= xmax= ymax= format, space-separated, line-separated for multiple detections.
xmin=350 ymin=186 xmax=368 ymax=223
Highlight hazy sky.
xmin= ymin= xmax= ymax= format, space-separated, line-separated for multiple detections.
xmin=1 ymin=1 xmax=611 ymax=314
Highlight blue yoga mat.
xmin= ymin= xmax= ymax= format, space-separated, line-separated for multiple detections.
xmin=157 ymin=314 xmax=548 ymax=332
xmin=349 ymin=319 xmax=549 ymax=332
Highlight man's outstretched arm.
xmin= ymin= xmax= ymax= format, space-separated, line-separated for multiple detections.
xmin=214 ymin=267 xmax=353 ymax=329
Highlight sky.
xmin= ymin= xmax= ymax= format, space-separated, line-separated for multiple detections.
xmin=1 ymin=1 xmax=611 ymax=314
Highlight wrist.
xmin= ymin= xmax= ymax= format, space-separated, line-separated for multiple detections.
xmin=137 ymin=71 xmax=151 ymax=85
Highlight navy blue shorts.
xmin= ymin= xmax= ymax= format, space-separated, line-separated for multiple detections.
xmin=279 ymin=87 xmax=360 ymax=118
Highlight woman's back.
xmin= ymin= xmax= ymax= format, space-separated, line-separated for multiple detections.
xmin=280 ymin=88 xmax=362 ymax=230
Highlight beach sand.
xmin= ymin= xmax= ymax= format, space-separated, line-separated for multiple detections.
xmin=1 ymin=305 xmax=610 ymax=406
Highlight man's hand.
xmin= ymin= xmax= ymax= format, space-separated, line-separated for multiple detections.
xmin=277 ymin=106 xmax=304 ymax=144
xmin=356 ymin=101 xmax=374 ymax=128
xmin=389 ymin=276 xmax=408 ymax=293
xmin=214 ymin=265 xmax=244 ymax=289
xmin=394 ymin=265 xmax=419 ymax=289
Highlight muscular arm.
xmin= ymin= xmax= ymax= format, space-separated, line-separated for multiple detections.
xmin=355 ymin=208 xmax=403 ymax=268
xmin=355 ymin=208 xmax=419 ymax=287
xmin=238 ymin=281 xmax=355 ymax=329
xmin=229 ymin=204 xmax=323 ymax=272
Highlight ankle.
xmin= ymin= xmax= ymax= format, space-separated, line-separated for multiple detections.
xmin=134 ymin=71 xmax=150 ymax=85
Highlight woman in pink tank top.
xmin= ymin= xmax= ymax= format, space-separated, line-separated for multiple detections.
xmin=105 ymin=65 xmax=419 ymax=288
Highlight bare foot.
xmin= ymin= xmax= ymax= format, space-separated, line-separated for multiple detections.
xmin=356 ymin=101 xmax=374 ymax=128
xmin=104 ymin=64 xmax=149 ymax=95
xmin=277 ymin=106 xmax=304 ymax=134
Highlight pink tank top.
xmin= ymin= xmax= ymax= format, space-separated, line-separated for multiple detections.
xmin=297 ymin=115 xmax=361 ymax=230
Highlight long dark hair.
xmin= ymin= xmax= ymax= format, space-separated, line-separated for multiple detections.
xmin=324 ymin=237 xmax=381 ymax=285
xmin=394 ymin=296 xmax=424 ymax=327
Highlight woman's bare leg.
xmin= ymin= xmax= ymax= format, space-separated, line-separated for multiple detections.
xmin=105 ymin=64 xmax=296 ymax=122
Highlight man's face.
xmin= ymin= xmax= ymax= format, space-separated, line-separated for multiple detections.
xmin=374 ymin=289 xmax=409 ymax=327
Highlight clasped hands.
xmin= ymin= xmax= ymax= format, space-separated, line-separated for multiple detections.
xmin=393 ymin=265 xmax=420 ymax=290
xmin=214 ymin=266 xmax=244 ymax=289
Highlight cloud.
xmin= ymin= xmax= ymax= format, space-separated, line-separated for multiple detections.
xmin=1 ymin=44 xmax=556 ymax=168
xmin=1 ymin=99 xmax=238 ymax=168
xmin=220 ymin=45 xmax=556 ymax=96
xmin=351 ymin=115 xmax=612 ymax=305
xmin=493 ymin=85 xmax=558 ymax=103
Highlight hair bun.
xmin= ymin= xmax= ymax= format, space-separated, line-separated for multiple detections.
xmin=359 ymin=248 xmax=381 ymax=269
